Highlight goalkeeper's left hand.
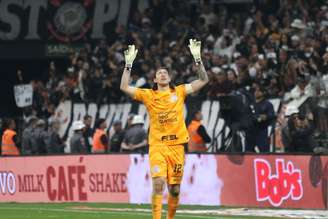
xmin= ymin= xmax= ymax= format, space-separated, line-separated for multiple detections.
xmin=124 ymin=45 xmax=138 ymax=68
xmin=188 ymin=39 xmax=202 ymax=63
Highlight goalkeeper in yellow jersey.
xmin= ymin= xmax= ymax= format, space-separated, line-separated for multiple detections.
xmin=120 ymin=39 xmax=208 ymax=219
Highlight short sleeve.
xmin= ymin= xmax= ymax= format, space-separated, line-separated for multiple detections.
xmin=176 ymin=84 xmax=188 ymax=99
xmin=134 ymin=88 xmax=150 ymax=104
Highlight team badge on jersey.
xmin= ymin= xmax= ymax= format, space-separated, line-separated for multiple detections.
xmin=170 ymin=94 xmax=178 ymax=103
xmin=151 ymin=165 xmax=160 ymax=174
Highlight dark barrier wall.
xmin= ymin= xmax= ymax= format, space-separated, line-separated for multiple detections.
xmin=0 ymin=154 xmax=327 ymax=209
xmin=0 ymin=0 xmax=140 ymax=59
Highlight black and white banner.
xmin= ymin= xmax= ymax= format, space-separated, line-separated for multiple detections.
xmin=0 ymin=0 xmax=142 ymax=42
xmin=55 ymin=99 xmax=281 ymax=151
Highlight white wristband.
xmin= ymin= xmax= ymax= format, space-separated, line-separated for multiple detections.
xmin=125 ymin=63 xmax=132 ymax=68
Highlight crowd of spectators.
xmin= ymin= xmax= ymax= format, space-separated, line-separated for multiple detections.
xmin=0 ymin=113 xmax=149 ymax=155
xmin=3 ymin=0 xmax=328 ymax=154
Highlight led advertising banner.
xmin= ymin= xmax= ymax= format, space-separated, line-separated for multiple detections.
xmin=0 ymin=154 xmax=327 ymax=209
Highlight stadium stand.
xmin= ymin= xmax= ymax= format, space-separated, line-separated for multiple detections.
xmin=1 ymin=0 xmax=328 ymax=154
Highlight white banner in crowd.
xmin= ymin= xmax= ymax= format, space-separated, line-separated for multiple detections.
xmin=13 ymin=84 xmax=33 ymax=108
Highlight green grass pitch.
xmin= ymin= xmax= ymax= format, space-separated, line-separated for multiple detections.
xmin=0 ymin=203 xmax=286 ymax=219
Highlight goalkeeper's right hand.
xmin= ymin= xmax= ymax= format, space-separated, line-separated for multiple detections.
xmin=188 ymin=39 xmax=202 ymax=64
xmin=124 ymin=45 xmax=138 ymax=68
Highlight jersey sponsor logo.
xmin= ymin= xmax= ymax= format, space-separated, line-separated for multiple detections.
xmin=161 ymin=135 xmax=178 ymax=141
xmin=158 ymin=111 xmax=178 ymax=124
xmin=254 ymin=158 xmax=303 ymax=207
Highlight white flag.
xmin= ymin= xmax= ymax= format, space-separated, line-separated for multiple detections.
xmin=14 ymin=84 xmax=33 ymax=107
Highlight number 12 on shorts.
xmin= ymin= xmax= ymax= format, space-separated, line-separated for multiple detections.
xmin=173 ymin=164 xmax=182 ymax=174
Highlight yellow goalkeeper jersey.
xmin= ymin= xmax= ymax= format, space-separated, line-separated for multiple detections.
xmin=134 ymin=85 xmax=189 ymax=147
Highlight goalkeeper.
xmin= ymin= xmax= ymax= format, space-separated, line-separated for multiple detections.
xmin=120 ymin=39 xmax=208 ymax=219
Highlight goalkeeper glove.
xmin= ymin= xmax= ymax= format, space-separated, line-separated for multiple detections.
xmin=188 ymin=39 xmax=202 ymax=64
xmin=124 ymin=45 xmax=138 ymax=68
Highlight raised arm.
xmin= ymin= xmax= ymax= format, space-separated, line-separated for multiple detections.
xmin=120 ymin=45 xmax=138 ymax=98
xmin=188 ymin=39 xmax=209 ymax=94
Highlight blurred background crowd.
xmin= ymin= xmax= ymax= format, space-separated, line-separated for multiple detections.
xmin=2 ymin=0 xmax=328 ymax=155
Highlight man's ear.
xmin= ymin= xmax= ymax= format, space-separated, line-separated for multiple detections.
xmin=153 ymin=78 xmax=158 ymax=83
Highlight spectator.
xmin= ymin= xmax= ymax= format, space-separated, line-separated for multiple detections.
xmin=21 ymin=116 xmax=37 ymax=155
xmin=1 ymin=118 xmax=20 ymax=156
xmin=125 ymin=114 xmax=135 ymax=130
xmin=188 ymin=111 xmax=211 ymax=152
xmin=121 ymin=115 xmax=147 ymax=153
xmin=200 ymin=4 xmax=219 ymax=28
xmin=208 ymin=68 xmax=233 ymax=97
xmin=226 ymin=68 xmax=238 ymax=90
xmin=92 ymin=118 xmax=108 ymax=153
xmin=89 ymin=66 xmax=105 ymax=103
xmin=214 ymin=30 xmax=239 ymax=59
xmin=109 ymin=120 xmax=125 ymax=152
xmin=285 ymin=74 xmax=315 ymax=101
xmin=70 ymin=121 xmax=87 ymax=154
xmin=282 ymin=108 xmax=315 ymax=153
xmin=83 ymin=115 xmax=93 ymax=152
xmin=30 ymin=119 xmax=48 ymax=154
xmin=46 ymin=119 xmax=65 ymax=154
xmin=246 ymin=84 xmax=275 ymax=152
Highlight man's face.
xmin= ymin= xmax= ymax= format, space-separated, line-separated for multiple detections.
xmin=77 ymin=60 xmax=83 ymax=68
xmin=10 ymin=120 xmax=16 ymax=130
xmin=84 ymin=117 xmax=92 ymax=127
xmin=95 ymin=68 xmax=101 ymax=76
xmin=251 ymin=44 xmax=258 ymax=54
xmin=279 ymin=50 xmax=288 ymax=62
xmin=255 ymin=87 xmax=264 ymax=99
xmin=195 ymin=112 xmax=202 ymax=121
xmin=154 ymin=68 xmax=171 ymax=86
xmin=227 ymin=71 xmax=236 ymax=81
xmin=294 ymin=115 xmax=307 ymax=128
xmin=216 ymin=73 xmax=226 ymax=83
xmin=100 ymin=121 xmax=107 ymax=130
xmin=323 ymin=53 xmax=328 ymax=62
xmin=211 ymin=55 xmax=221 ymax=65
xmin=291 ymin=39 xmax=299 ymax=48
xmin=114 ymin=124 xmax=122 ymax=132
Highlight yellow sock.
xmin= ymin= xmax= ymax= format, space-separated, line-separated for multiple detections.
xmin=166 ymin=195 xmax=179 ymax=219
xmin=152 ymin=194 xmax=163 ymax=219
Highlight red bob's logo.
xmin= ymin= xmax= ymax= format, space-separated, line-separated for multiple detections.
xmin=254 ymin=159 xmax=303 ymax=207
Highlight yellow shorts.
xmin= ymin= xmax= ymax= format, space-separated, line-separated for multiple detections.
xmin=149 ymin=145 xmax=185 ymax=185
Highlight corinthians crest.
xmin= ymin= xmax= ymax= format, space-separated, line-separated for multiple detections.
xmin=47 ymin=0 xmax=93 ymax=42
